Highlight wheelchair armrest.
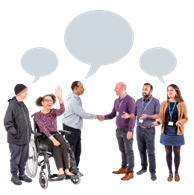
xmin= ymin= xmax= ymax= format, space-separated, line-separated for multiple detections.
xmin=58 ymin=129 xmax=71 ymax=135
xmin=31 ymin=131 xmax=43 ymax=137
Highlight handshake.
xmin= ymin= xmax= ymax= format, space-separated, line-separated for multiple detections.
xmin=97 ymin=115 xmax=104 ymax=122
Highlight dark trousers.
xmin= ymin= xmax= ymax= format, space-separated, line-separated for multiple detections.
xmin=136 ymin=126 xmax=156 ymax=173
xmin=116 ymin=128 xmax=134 ymax=173
xmin=63 ymin=124 xmax=81 ymax=167
xmin=40 ymin=133 xmax=69 ymax=170
xmin=9 ymin=143 xmax=29 ymax=178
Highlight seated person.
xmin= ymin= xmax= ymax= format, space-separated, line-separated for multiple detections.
xmin=34 ymin=86 xmax=75 ymax=179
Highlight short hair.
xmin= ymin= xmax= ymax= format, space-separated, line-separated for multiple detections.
xmin=121 ymin=83 xmax=127 ymax=90
xmin=35 ymin=94 xmax=56 ymax=107
xmin=144 ymin=83 xmax=153 ymax=90
xmin=71 ymin=81 xmax=80 ymax=91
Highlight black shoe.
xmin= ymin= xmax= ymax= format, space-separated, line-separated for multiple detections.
xmin=49 ymin=174 xmax=66 ymax=182
xmin=18 ymin=175 xmax=32 ymax=183
xmin=67 ymin=174 xmax=78 ymax=179
xmin=11 ymin=177 xmax=22 ymax=185
xmin=136 ymin=169 xmax=147 ymax=175
xmin=151 ymin=173 xmax=157 ymax=181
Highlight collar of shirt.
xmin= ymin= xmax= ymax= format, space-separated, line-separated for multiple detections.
xmin=119 ymin=92 xmax=127 ymax=100
xmin=143 ymin=95 xmax=153 ymax=102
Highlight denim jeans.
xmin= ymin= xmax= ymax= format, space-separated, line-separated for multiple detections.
xmin=115 ymin=128 xmax=135 ymax=173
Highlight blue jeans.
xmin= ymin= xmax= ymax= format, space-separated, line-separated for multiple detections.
xmin=115 ymin=128 xmax=135 ymax=173
xmin=136 ymin=126 xmax=156 ymax=173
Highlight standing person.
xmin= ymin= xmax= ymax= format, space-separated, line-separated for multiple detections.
xmin=122 ymin=83 xmax=160 ymax=181
xmin=100 ymin=82 xmax=136 ymax=181
xmin=34 ymin=86 xmax=76 ymax=180
xmin=152 ymin=84 xmax=188 ymax=182
xmin=4 ymin=84 xmax=32 ymax=185
xmin=63 ymin=81 xmax=102 ymax=175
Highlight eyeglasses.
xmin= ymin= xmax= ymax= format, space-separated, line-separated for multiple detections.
xmin=44 ymin=99 xmax=53 ymax=103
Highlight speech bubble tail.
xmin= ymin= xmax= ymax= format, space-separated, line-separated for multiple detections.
xmin=85 ymin=65 xmax=101 ymax=78
xmin=157 ymin=76 xmax=165 ymax=83
xmin=32 ymin=76 xmax=41 ymax=83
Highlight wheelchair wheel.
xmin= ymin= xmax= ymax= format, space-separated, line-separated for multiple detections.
xmin=71 ymin=173 xmax=81 ymax=185
xmin=26 ymin=138 xmax=38 ymax=178
xmin=39 ymin=172 xmax=48 ymax=189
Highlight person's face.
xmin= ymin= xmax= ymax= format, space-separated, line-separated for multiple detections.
xmin=20 ymin=90 xmax=28 ymax=100
xmin=114 ymin=83 xmax=123 ymax=96
xmin=142 ymin=85 xmax=152 ymax=98
xmin=41 ymin=96 xmax=53 ymax=110
xmin=167 ymin=86 xmax=177 ymax=99
xmin=76 ymin=82 xmax=84 ymax=95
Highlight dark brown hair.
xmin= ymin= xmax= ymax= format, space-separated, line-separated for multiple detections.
xmin=35 ymin=94 xmax=56 ymax=107
xmin=167 ymin=84 xmax=184 ymax=102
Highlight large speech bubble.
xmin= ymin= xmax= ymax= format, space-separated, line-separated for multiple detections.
xmin=65 ymin=10 xmax=134 ymax=78
xmin=21 ymin=47 xmax=58 ymax=83
xmin=139 ymin=47 xmax=177 ymax=83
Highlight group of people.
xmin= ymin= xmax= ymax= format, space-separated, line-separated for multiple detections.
xmin=4 ymin=81 xmax=188 ymax=186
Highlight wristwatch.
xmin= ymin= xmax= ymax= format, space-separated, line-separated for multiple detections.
xmin=157 ymin=121 xmax=160 ymax=125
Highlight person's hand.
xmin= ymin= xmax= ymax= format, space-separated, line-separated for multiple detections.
xmin=122 ymin=112 xmax=130 ymax=119
xmin=139 ymin=114 xmax=148 ymax=120
xmin=175 ymin=121 xmax=182 ymax=127
xmin=151 ymin=121 xmax=159 ymax=127
xmin=127 ymin=131 xmax=132 ymax=140
xmin=53 ymin=139 xmax=60 ymax=146
xmin=55 ymin=85 xmax=63 ymax=100
xmin=97 ymin=115 xmax=104 ymax=122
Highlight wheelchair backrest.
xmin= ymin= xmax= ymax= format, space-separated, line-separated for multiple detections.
xmin=31 ymin=114 xmax=41 ymax=133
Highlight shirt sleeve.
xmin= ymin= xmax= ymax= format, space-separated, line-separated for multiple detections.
xmin=127 ymin=98 xmax=136 ymax=132
xmin=104 ymin=100 xmax=116 ymax=120
xmin=34 ymin=113 xmax=52 ymax=138
xmin=154 ymin=99 xmax=160 ymax=115
xmin=52 ymin=103 xmax=65 ymax=117
xmin=4 ymin=104 xmax=18 ymax=134
xmin=132 ymin=100 xmax=137 ymax=116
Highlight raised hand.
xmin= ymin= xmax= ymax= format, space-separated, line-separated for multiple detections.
xmin=55 ymin=85 xmax=62 ymax=99
xmin=122 ymin=112 xmax=130 ymax=119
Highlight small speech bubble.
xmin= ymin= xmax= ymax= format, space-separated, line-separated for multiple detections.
xmin=21 ymin=47 xmax=58 ymax=83
xmin=139 ymin=47 xmax=177 ymax=83
xmin=65 ymin=10 xmax=134 ymax=78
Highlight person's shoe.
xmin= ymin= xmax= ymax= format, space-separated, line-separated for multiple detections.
xmin=136 ymin=168 xmax=147 ymax=175
xmin=167 ymin=173 xmax=173 ymax=182
xmin=175 ymin=173 xmax=180 ymax=182
xmin=58 ymin=174 xmax=65 ymax=180
xmin=121 ymin=172 xmax=134 ymax=181
xmin=11 ymin=177 xmax=22 ymax=185
xmin=18 ymin=175 xmax=32 ymax=183
xmin=112 ymin=168 xmax=128 ymax=174
xmin=151 ymin=173 xmax=157 ymax=181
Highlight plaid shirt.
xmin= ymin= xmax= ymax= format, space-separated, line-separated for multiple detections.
xmin=132 ymin=95 xmax=160 ymax=126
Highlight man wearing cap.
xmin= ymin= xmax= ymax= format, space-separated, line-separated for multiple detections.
xmin=4 ymin=84 xmax=32 ymax=185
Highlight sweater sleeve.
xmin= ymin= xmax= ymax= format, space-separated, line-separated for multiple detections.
xmin=157 ymin=101 xmax=165 ymax=124
xmin=177 ymin=102 xmax=188 ymax=125
xmin=52 ymin=103 xmax=65 ymax=117
xmin=34 ymin=113 xmax=52 ymax=138
xmin=104 ymin=100 xmax=117 ymax=120
xmin=127 ymin=98 xmax=136 ymax=132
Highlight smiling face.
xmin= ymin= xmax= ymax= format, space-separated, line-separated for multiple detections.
xmin=167 ymin=86 xmax=177 ymax=99
xmin=41 ymin=96 xmax=54 ymax=110
xmin=142 ymin=85 xmax=152 ymax=98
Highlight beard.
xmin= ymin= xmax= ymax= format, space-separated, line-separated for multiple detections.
xmin=143 ymin=92 xmax=150 ymax=98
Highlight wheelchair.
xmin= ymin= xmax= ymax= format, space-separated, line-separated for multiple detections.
xmin=25 ymin=114 xmax=81 ymax=189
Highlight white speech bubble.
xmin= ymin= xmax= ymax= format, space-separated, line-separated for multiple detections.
xmin=65 ymin=10 xmax=134 ymax=78
xmin=21 ymin=47 xmax=58 ymax=83
xmin=140 ymin=47 xmax=177 ymax=83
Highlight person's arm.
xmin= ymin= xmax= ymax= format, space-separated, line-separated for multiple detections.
xmin=122 ymin=100 xmax=137 ymax=119
xmin=4 ymin=104 xmax=18 ymax=135
xmin=177 ymin=102 xmax=188 ymax=125
xmin=127 ymin=98 xmax=136 ymax=132
xmin=104 ymin=100 xmax=117 ymax=120
xmin=53 ymin=103 xmax=65 ymax=116
xmin=72 ymin=101 xmax=97 ymax=119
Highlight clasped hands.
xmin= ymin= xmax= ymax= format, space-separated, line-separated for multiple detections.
xmin=97 ymin=115 xmax=104 ymax=122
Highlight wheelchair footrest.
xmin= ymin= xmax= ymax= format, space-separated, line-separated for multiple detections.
xmin=48 ymin=174 xmax=67 ymax=182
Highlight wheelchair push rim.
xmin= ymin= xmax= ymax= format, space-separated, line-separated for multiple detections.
xmin=26 ymin=138 xmax=38 ymax=178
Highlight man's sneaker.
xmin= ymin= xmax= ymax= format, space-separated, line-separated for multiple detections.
xmin=151 ymin=173 xmax=157 ymax=181
xmin=11 ymin=177 xmax=22 ymax=185
xmin=136 ymin=169 xmax=147 ymax=175
xmin=19 ymin=175 xmax=33 ymax=183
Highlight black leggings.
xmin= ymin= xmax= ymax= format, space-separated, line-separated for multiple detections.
xmin=40 ymin=133 xmax=69 ymax=170
xmin=165 ymin=146 xmax=181 ymax=174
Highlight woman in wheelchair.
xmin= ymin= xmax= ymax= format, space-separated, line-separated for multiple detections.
xmin=34 ymin=86 xmax=76 ymax=180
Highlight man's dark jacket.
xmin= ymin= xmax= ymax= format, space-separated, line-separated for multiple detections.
xmin=4 ymin=97 xmax=32 ymax=145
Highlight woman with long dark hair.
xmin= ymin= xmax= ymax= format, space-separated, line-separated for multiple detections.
xmin=152 ymin=84 xmax=188 ymax=182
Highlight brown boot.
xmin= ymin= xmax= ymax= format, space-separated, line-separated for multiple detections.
xmin=112 ymin=168 xmax=128 ymax=174
xmin=121 ymin=172 xmax=134 ymax=181
xmin=175 ymin=174 xmax=180 ymax=182
xmin=167 ymin=173 xmax=173 ymax=182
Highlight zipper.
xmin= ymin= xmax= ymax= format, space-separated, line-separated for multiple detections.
xmin=21 ymin=107 xmax=30 ymax=142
